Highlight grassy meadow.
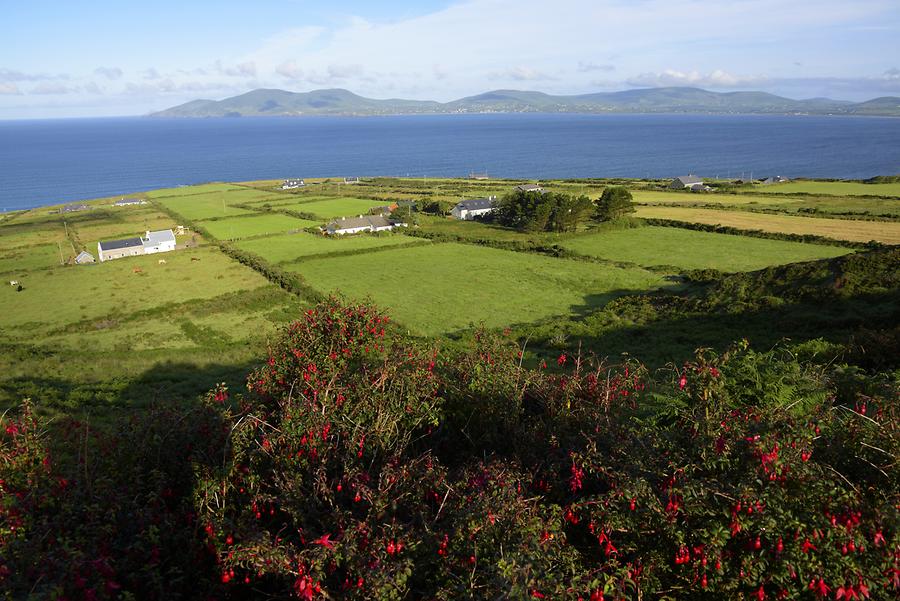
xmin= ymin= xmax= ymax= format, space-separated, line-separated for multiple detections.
xmin=198 ymin=213 xmax=320 ymax=240
xmin=235 ymin=231 xmax=426 ymax=264
xmin=1 ymin=176 xmax=897 ymax=413
xmin=289 ymin=243 xmax=672 ymax=335
xmin=558 ymin=226 xmax=851 ymax=271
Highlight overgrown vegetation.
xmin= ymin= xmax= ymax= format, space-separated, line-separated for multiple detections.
xmin=2 ymin=297 xmax=898 ymax=599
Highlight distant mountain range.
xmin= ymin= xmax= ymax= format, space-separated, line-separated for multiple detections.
xmin=150 ymin=87 xmax=900 ymax=118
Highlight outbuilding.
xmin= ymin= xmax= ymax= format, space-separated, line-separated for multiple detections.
xmin=451 ymin=196 xmax=497 ymax=220
xmin=325 ymin=215 xmax=403 ymax=235
xmin=74 ymin=251 xmax=96 ymax=264
xmin=669 ymin=175 xmax=705 ymax=190
xmin=142 ymin=229 xmax=176 ymax=254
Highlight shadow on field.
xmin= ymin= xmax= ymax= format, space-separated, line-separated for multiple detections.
xmin=555 ymin=290 xmax=899 ymax=370
xmin=0 ymin=359 xmax=259 ymax=414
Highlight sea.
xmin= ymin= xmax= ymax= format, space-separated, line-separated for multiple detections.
xmin=1 ymin=113 xmax=899 ymax=211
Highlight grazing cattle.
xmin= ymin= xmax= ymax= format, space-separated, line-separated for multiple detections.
xmin=9 ymin=280 xmax=18 ymax=286
xmin=132 ymin=267 xmax=143 ymax=274
xmin=158 ymin=259 xmax=167 ymax=265
xmin=191 ymin=257 xmax=200 ymax=262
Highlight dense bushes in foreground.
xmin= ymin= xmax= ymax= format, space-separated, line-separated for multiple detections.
xmin=2 ymin=297 xmax=899 ymax=599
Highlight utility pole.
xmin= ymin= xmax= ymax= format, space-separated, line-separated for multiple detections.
xmin=57 ymin=241 xmax=64 ymax=265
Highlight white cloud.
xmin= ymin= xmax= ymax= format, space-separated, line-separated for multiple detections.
xmin=142 ymin=68 xmax=161 ymax=80
xmin=0 ymin=82 xmax=21 ymax=95
xmin=219 ymin=61 xmax=257 ymax=77
xmin=94 ymin=66 xmax=123 ymax=80
xmin=30 ymin=82 xmax=80 ymax=95
xmin=626 ymin=69 xmax=768 ymax=88
xmin=276 ymin=60 xmax=304 ymax=80
xmin=83 ymin=81 xmax=103 ymax=94
xmin=488 ymin=66 xmax=558 ymax=82
xmin=0 ymin=68 xmax=67 ymax=82
xmin=578 ymin=62 xmax=615 ymax=73
xmin=884 ymin=67 xmax=900 ymax=80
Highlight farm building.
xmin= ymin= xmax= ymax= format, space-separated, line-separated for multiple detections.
xmin=343 ymin=177 xmax=360 ymax=184
xmin=98 ymin=237 xmax=144 ymax=262
xmin=114 ymin=197 xmax=146 ymax=207
xmin=369 ymin=203 xmax=399 ymax=216
xmin=762 ymin=175 xmax=791 ymax=185
xmin=669 ymin=175 xmax=706 ymax=190
xmin=468 ymin=172 xmax=490 ymax=180
xmin=281 ymin=179 xmax=305 ymax=189
xmin=142 ymin=229 xmax=177 ymax=254
xmin=60 ymin=203 xmax=90 ymax=213
xmin=451 ymin=196 xmax=497 ymax=220
xmin=515 ymin=184 xmax=545 ymax=193
xmin=325 ymin=215 xmax=404 ymax=235
xmin=74 ymin=251 xmax=95 ymax=265
xmin=97 ymin=229 xmax=176 ymax=262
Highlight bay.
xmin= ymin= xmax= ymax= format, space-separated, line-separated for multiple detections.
xmin=1 ymin=113 xmax=899 ymax=211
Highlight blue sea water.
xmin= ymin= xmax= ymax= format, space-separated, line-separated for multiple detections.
xmin=1 ymin=113 xmax=899 ymax=211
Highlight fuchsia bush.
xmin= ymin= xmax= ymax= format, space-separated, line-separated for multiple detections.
xmin=2 ymin=297 xmax=898 ymax=599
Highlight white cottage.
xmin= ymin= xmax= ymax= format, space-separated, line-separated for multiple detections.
xmin=325 ymin=215 xmax=403 ymax=235
xmin=142 ymin=230 xmax=177 ymax=254
xmin=451 ymin=197 xmax=496 ymax=220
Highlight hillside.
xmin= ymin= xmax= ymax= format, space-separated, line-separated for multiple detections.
xmin=151 ymin=86 xmax=900 ymax=117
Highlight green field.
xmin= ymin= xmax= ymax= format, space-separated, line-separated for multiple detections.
xmin=0 ymin=245 xmax=270 ymax=335
xmin=632 ymin=190 xmax=795 ymax=206
xmin=145 ymin=183 xmax=245 ymax=198
xmin=751 ymin=181 xmax=900 ymax=197
xmin=558 ymin=226 xmax=851 ymax=271
xmin=635 ymin=206 xmax=900 ymax=244
xmin=198 ymin=213 xmax=320 ymax=240
xmin=154 ymin=189 xmax=288 ymax=221
xmin=291 ymin=197 xmax=390 ymax=219
xmin=0 ymin=243 xmax=66 ymax=274
xmin=235 ymin=231 xmax=425 ymax=264
xmin=291 ymin=243 xmax=670 ymax=335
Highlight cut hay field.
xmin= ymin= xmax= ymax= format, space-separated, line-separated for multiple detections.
xmin=750 ymin=181 xmax=900 ymax=197
xmin=235 ymin=231 xmax=426 ymax=264
xmin=145 ymin=183 xmax=245 ymax=198
xmin=632 ymin=190 xmax=796 ymax=206
xmin=198 ymin=213 xmax=320 ymax=240
xmin=559 ymin=226 xmax=851 ymax=272
xmin=0 ymin=243 xmax=65 ymax=274
xmin=290 ymin=243 xmax=671 ymax=335
xmin=634 ymin=206 xmax=900 ymax=244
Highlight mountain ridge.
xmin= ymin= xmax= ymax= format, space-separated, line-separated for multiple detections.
xmin=150 ymin=86 xmax=900 ymax=117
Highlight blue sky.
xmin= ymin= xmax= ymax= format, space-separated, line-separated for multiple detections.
xmin=2 ymin=0 xmax=899 ymax=118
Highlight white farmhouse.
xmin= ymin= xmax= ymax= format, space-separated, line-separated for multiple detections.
xmin=325 ymin=215 xmax=403 ymax=235
xmin=281 ymin=179 xmax=305 ymax=190
xmin=97 ymin=229 xmax=177 ymax=262
xmin=142 ymin=230 xmax=177 ymax=254
xmin=451 ymin=196 xmax=497 ymax=220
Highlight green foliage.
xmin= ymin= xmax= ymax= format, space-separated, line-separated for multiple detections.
xmin=594 ymin=186 xmax=636 ymax=221
xmin=496 ymin=190 xmax=594 ymax=232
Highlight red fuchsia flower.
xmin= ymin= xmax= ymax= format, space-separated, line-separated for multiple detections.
xmin=756 ymin=585 xmax=766 ymax=600
xmin=873 ymin=530 xmax=885 ymax=546
xmin=557 ymin=353 xmax=567 ymax=366
xmin=590 ymin=589 xmax=604 ymax=601
xmin=674 ymin=546 xmax=690 ymax=565
xmin=801 ymin=538 xmax=817 ymax=554
xmin=679 ymin=375 xmax=687 ymax=390
xmin=569 ymin=463 xmax=584 ymax=493
xmin=313 ymin=533 xmax=335 ymax=549
xmin=629 ymin=498 xmax=636 ymax=511
xmin=531 ymin=591 xmax=545 ymax=599
xmin=801 ymin=450 xmax=811 ymax=462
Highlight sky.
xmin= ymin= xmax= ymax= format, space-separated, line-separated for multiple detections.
xmin=1 ymin=0 xmax=899 ymax=119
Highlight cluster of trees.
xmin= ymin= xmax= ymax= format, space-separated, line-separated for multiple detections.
xmin=494 ymin=186 xmax=635 ymax=232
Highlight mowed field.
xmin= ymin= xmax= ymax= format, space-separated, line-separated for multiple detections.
xmin=559 ymin=226 xmax=851 ymax=271
xmin=290 ymin=243 xmax=671 ymax=335
xmin=750 ymin=181 xmax=900 ymax=197
xmin=635 ymin=206 xmax=900 ymax=244
xmin=235 ymin=231 xmax=426 ymax=264
xmin=198 ymin=213 xmax=320 ymax=240
xmin=632 ymin=190 xmax=798 ymax=206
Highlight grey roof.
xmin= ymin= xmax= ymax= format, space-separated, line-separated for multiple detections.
xmin=455 ymin=197 xmax=495 ymax=211
xmin=673 ymin=175 xmax=704 ymax=185
xmin=62 ymin=203 xmax=89 ymax=212
xmin=114 ymin=198 xmax=144 ymax=205
xmin=327 ymin=215 xmax=392 ymax=231
xmin=99 ymin=237 xmax=143 ymax=251
xmin=515 ymin=184 xmax=544 ymax=192
xmin=143 ymin=229 xmax=176 ymax=246
xmin=75 ymin=251 xmax=95 ymax=263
